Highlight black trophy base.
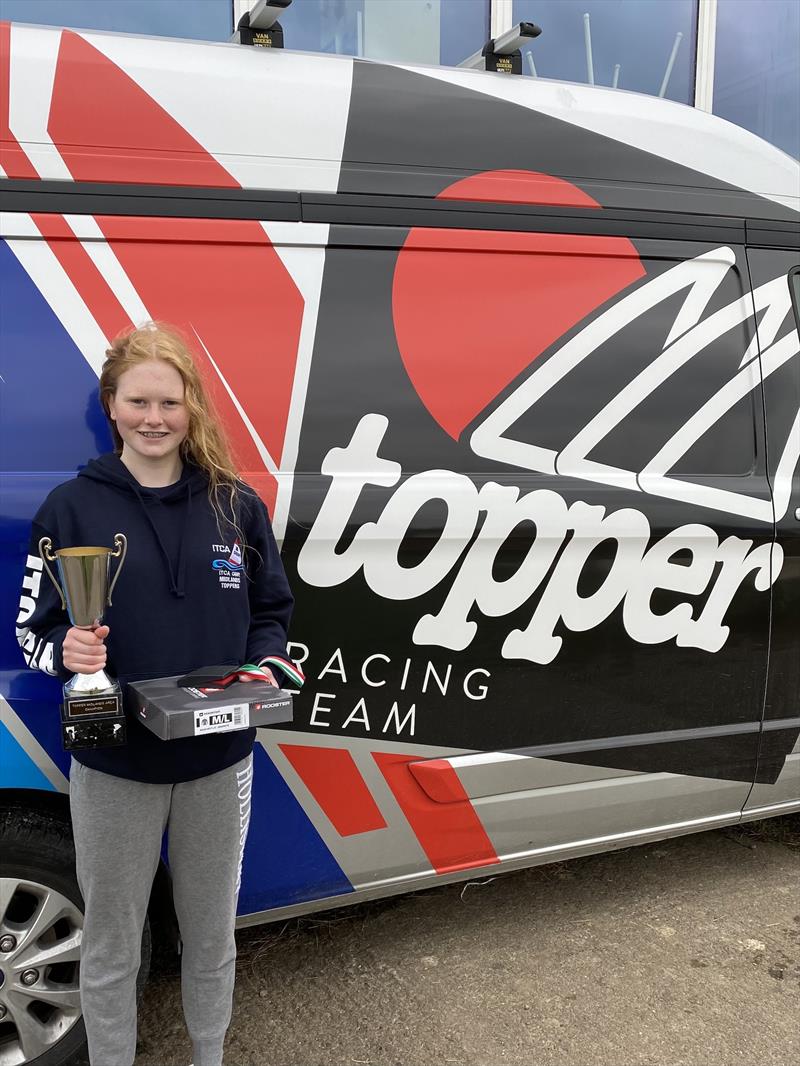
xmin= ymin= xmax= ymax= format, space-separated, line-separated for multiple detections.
xmin=61 ymin=686 xmax=127 ymax=751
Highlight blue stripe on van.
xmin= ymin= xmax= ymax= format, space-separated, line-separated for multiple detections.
xmin=0 ymin=719 xmax=57 ymax=791
xmin=237 ymin=743 xmax=354 ymax=917
xmin=1 ymin=237 xmax=112 ymax=787
xmin=0 ymin=238 xmax=113 ymax=474
xmin=6 ymin=697 xmax=71 ymax=782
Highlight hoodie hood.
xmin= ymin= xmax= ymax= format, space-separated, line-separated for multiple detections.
xmin=79 ymin=453 xmax=209 ymax=597
xmin=79 ymin=453 xmax=208 ymax=501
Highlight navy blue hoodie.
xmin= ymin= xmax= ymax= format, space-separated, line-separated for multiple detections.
xmin=17 ymin=454 xmax=294 ymax=783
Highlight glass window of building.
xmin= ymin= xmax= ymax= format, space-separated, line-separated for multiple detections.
xmin=0 ymin=0 xmax=233 ymax=41
xmin=713 ymin=0 xmax=799 ymax=160
xmin=512 ymin=0 xmax=696 ymax=104
xmin=278 ymin=0 xmax=489 ymax=66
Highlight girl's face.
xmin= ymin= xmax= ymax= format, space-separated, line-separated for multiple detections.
xmin=108 ymin=360 xmax=190 ymax=464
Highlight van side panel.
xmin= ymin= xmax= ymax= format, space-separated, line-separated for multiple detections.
xmin=5 ymin=210 xmax=790 ymax=918
xmin=282 ymin=224 xmax=776 ymax=876
xmin=0 ymin=215 xmax=361 ymax=913
xmin=744 ymin=246 xmax=800 ymax=811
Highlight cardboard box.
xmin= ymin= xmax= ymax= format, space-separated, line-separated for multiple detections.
xmin=127 ymin=675 xmax=293 ymax=740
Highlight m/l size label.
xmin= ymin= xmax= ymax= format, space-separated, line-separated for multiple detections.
xmin=194 ymin=704 xmax=249 ymax=735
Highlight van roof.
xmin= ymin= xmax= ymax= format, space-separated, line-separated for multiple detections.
xmin=2 ymin=20 xmax=798 ymax=222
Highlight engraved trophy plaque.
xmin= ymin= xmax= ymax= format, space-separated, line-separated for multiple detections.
xmin=38 ymin=535 xmax=128 ymax=750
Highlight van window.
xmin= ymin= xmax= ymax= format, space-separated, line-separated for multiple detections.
xmin=0 ymin=0 xmax=233 ymax=41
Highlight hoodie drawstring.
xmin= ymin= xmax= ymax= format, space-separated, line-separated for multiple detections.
xmin=175 ymin=482 xmax=191 ymax=598
xmin=130 ymin=480 xmax=193 ymax=599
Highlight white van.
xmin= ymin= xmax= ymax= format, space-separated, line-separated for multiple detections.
xmin=1 ymin=19 xmax=798 ymax=1066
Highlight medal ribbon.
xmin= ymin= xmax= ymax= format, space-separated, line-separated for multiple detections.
xmin=257 ymin=655 xmax=305 ymax=688
xmin=208 ymin=664 xmax=272 ymax=686
xmin=214 ymin=658 xmax=305 ymax=688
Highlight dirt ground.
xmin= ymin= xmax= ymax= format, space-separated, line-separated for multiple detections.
xmin=135 ymin=816 xmax=800 ymax=1066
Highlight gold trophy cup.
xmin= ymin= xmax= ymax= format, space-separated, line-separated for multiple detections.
xmin=38 ymin=535 xmax=128 ymax=749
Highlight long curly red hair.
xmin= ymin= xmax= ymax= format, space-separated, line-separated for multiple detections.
xmin=100 ymin=322 xmax=245 ymax=537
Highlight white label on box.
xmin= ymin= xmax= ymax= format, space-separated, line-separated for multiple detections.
xmin=193 ymin=703 xmax=249 ymax=735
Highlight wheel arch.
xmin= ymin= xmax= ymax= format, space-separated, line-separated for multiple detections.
xmin=0 ymin=786 xmax=71 ymax=822
xmin=0 ymin=788 xmax=177 ymax=944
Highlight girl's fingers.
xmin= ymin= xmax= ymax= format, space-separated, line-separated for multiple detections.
xmin=64 ymin=646 xmax=106 ymax=661
xmin=64 ymin=656 xmax=107 ymax=673
xmin=62 ymin=629 xmax=107 ymax=673
xmin=69 ymin=628 xmax=106 ymax=648
xmin=63 ymin=649 xmax=106 ymax=667
xmin=239 ymin=669 xmax=277 ymax=685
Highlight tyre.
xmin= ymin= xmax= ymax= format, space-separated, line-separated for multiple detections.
xmin=0 ymin=806 xmax=151 ymax=1066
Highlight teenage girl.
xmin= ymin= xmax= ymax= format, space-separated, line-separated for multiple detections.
xmin=17 ymin=323 xmax=299 ymax=1066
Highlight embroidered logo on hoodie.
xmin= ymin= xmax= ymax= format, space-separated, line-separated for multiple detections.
xmin=211 ymin=539 xmax=243 ymax=589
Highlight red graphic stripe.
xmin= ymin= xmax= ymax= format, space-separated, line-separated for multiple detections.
xmin=406 ymin=757 xmax=468 ymax=803
xmin=31 ymin=213 xmax=134 ymax=340
xmin=393 ymin=227 xmax=644 ymax=440
xmin=33 ymin=33 xmax=305 ymax=518
xmin=94 ymin=215 xmax=304 ymax=505
xmin=48 ymin=32 xmax=238 ymax=187
xmin=280 ymin=745 xmax=387 ymax=837
xmin=246 ymin=472 xmax=279 ymax=521
xmin=0 ymin=21 xmax=38 ymax=179
xmin=437 ymin=169 xmax=601 ymax=208
xmin=1 ymin=26 xmax=295 ymax=517
xmin=372 ymin=752 xmax=499 ymax=875
xmin=1 ymin=27 xmax=131 ymax=344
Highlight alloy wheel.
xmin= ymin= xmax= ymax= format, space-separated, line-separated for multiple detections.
xmin=0 ymin=877 xmax=83 ymax=1066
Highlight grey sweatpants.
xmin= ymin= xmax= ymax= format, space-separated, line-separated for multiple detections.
xmin=69 ymin=755 xmax=253 ymax=1066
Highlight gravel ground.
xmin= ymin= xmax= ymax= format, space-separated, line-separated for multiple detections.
xmin=135 ymin=816 xmax=800 ymax=1066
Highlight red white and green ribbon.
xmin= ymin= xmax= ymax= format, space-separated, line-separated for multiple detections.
xmin=235 ymin=663 xmax=274 ymax=683
xmin=210 ymin=657 xmax=305 ymax=688
xmin=257 ymin=655 xmax=305 ymax=688
xmin=211 ymin=664 xmax=274 ymax=685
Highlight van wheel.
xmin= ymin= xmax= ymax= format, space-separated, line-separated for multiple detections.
xmin=0 ymin=807 xmax=151 ymax=1066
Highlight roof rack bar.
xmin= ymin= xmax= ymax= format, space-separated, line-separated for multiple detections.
xmin=459 ymin=21 xmax=542 ymax=75
xmin=232 ymin=0 xmax=292 ymax=48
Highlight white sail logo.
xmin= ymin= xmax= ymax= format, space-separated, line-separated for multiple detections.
xmin=471 ymin=247 xmax=799 ymax=523
xmin=298 ymin=250 xmax=797 ymax=664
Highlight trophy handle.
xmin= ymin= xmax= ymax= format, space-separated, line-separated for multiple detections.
xmin=38 ymin=537 xmax=66 ymax=611
xmin=107 ymin=534 xmax=127 ymax=606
